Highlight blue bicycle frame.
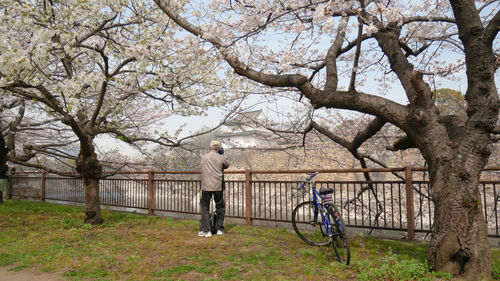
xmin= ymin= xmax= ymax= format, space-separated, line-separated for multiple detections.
xmin=293 ymin=172 xmax=351 ymax=265
xmin=298 ymin=172 xmax=336 ymax=237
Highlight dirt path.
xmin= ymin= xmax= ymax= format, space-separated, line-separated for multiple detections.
xmin=0 ymin=265 xmax=66 ymax=281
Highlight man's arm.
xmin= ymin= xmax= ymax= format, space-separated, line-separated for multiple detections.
xmin=222 ymin=156 xmax=229 ymax=170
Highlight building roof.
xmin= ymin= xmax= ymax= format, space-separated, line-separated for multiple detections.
xmin=215 ymin=110 xmax=276 ymax=148
xmin=224 ymin=110 xmax=266 ymax=127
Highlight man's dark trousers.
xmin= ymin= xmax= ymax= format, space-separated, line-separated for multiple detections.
xmin=200 ymin=190 xmax=225 ymax=232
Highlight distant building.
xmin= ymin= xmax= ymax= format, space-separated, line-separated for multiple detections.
xmin=216 ymin=110 xmax=277 ymax=149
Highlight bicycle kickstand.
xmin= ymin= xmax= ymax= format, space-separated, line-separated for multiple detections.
xmin=324 ymin=238 xmax=333 ymax=257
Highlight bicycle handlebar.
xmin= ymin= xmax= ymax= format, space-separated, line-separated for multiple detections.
xmin=305 ymin=172 xmax=319 ymax=181
xmin=296 ymin=172 xmax=319 ymax=191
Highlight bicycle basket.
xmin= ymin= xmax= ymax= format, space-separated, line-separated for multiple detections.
xmin=322 ymin=193 xmax=333 ymax=204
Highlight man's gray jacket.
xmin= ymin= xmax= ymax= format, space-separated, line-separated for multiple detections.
xmin=201 ymin=150 xmax=229 ymax=191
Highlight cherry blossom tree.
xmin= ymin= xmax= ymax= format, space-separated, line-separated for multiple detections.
xmin=154 ymin=0 xmax=499 ymax=278
xmin=0 ymin=0 xmax=243 ymax=224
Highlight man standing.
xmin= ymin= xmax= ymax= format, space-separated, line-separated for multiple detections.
xmin=199 ymin=140 xmax=229 ymax=237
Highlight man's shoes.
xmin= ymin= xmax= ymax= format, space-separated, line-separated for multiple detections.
xmin=198 ymin=231 xmax=212 ymax=237
xmin=217 ymin=229 xmax=224 ymax=235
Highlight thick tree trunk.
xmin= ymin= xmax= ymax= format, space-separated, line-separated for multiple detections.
xmin=427 ymin=160 xmax=492 ymax=280
xmin=76 ymin=144 xmax=103 ymax=225
xmin=83 ymin=176 xmax=103 ymax=224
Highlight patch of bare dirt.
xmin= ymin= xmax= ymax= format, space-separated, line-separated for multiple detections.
xmin=0 ymin=264 xmax=66 ymax=281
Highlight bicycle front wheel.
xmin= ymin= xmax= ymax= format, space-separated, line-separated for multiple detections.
xmin=292 ymin=201 xmax=330 ymax=246
xmin=329 ymin=205 xmax=351 ymax=265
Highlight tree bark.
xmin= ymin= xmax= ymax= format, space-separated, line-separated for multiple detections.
xmin=370 ymin=5 xmax=497 ymax=278
xmin=83 ymin=176 xmax=103 ymax=224
xmin=76 ymin=142 xmax=103 ymax=225
xmin=405 ymin=77 xmax=494 ymax=279
xmin=427 ymin=159 xmax=491 ymax=280
xmin=425 ymin=1 xmax=499 ymax=278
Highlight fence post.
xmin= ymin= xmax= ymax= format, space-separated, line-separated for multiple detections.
xmin=41 ymin=170 xmax=46 ymax=202
xmin=405 ymin=166 xmax=415 ymax=241
xmin=245 ymin=169 xmax=253 ymax=225
xmin=148 ymin=171 xmax=155 ymax=216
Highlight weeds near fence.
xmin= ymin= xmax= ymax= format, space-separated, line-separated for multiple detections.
xmin=0 ymin=200 xmax=498 ymax=280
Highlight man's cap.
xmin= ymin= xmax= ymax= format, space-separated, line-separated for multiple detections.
xmin=209 ymin=140 xmax=221 ymax=149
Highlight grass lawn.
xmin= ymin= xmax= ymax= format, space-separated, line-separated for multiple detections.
xmin=0 ymin=199 xmax=498 ymax=280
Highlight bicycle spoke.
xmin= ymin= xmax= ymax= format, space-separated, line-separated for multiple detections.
xmin=292 ymin=201 xmax=330 ymax=246
xmin=329 ymin=205 xmax=351 ymax=265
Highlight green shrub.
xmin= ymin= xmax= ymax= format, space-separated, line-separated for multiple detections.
xmin=357 ymin=256 xmax=429 ymax=281
xmin=350 ymin=259 xmax=372 ymax=272
xmin=391 ymin=259 xmax=428 ymax=280
xmin=432 ymin=271 xmax=453 ymax=280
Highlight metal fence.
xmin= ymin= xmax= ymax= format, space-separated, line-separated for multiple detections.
xmin=10 ymin=167 xmax=500 ymax=239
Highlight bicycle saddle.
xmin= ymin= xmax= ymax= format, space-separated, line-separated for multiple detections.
xmin=319 ymin=187 xmax=333 ymax=195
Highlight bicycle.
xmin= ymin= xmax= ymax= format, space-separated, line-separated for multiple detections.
xmin=291 ymin=172 xmax=351 ymax=265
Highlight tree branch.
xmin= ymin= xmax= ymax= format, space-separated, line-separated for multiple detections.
xmin=349 ymin=18 xmax=364 ymax=91
xmin=155 ymin=0 xmax=410 ymax=129
xmin=484 ymin=10 xmax=500 ymax=44
xmin=325 ymin=16 xmax=349 ymax=92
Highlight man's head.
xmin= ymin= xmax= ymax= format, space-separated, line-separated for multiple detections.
xmin=209 ymin=140 xmax=222 ymax=151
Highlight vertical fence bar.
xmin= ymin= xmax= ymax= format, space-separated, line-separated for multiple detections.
xmin=405 ymin=166 xmax=415 ymax=241
xmin=8 ymin=177 xmax=13 ymax=200
xmin=245 ymin=169 xmax=253 ymax=225
xmin=148 ymin=171 xmax=154 ymax=215
xmin=41 ymin=171 xmax=46 ymax=202
xmin=493 ymin=184 xmax=498 ymax=235
xmin=494 ymin=185 xmax=499 ymax=235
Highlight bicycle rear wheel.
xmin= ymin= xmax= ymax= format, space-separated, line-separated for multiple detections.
xmin=292 ymin=201 xmax=330 ymax=246
xmin=329 ymin=205 xmax=350 ymax=265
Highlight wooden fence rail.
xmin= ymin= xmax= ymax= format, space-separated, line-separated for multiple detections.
xmin=10 ymin=166 xmax=500 ymax=240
